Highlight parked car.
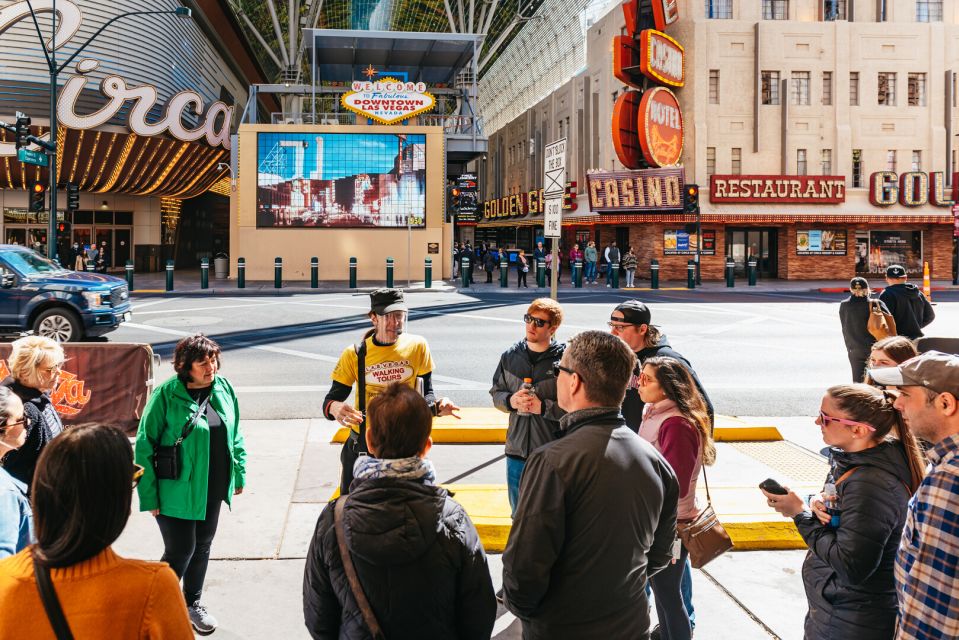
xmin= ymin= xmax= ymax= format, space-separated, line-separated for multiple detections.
xmin=0 ymin=245 xmax=131 ymax=342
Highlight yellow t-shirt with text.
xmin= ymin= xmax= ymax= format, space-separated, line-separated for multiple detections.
xmin=331 ymin=334 xmax=434 ymax=425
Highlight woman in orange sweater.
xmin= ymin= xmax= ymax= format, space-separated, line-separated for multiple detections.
xmin=0 ymin=424 xmax=193 ymax=638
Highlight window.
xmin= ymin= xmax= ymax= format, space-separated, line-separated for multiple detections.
xmin=706 ymin=147 xmax=716 ymax=177
xmin=709 ymin=70 xmax=720 ymax=104
xmin=791 ymin=72 xmax=810 ymax=105
xmin=917 ymin=0 xmax=943 ymax=22
xmin=822 ymin=72 xmax=833 ymax=105
xmin=731 ymin=148 xmax=742 ymax=175
xmin=822 ymin=0 xmax=846 ymax=20
xmin=908 ymin=73 xmax=926 ymax=106
xmin=878 ymin=72 xmax=896 ymax=106
xmin=705 ymin=0 xmax=733 ymax=18
xmin=821 ymin=149 xmax=832 ymax=175
xmin=850 ymin=72 xmax=859 ymax=105
xmin=912 ymin=151 xmax=922 ymax=171
xmin=763 ymin=0 xmax=788 ymax=19
xmin=797 ymin=149 xmax=807 ymax=175
xmin=886 ymin=150 xmax=897 ymax=172
xmin=762 ymin=71 xmax=780 ymax=104
xmin=852 ymin=149 xmax=863 ymax=187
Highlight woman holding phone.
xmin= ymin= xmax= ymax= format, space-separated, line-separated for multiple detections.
xmin=761 ymin=384 xmax=924 ymax=640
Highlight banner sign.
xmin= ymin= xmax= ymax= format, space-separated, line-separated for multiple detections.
xmin=483 ymin=183 xmax=578 ymax=220
xmin=639 ymin=30 xmax=684 ymax=87
xmin=455 ymin=173 xmax=479 ymax=223
xmin=0 ymin=343 xmax=154 ymax=436
xmin=710 ymin=175 xmax=846 ymax=204
xmin=587 ymin=168 xmax=684 ymax=212
xmin=341 ymin=78 xmax=436 ymax=125
xmin=796 ymin=230 xmax=847 ymax=256
xmin=665 ymin=229 xmax=715 ymax=255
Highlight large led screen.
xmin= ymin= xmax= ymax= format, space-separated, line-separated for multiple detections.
xmin=256 ymin=133 xmax=426 ymax=228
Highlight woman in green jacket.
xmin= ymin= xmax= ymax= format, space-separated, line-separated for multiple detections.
xmin=134 ymin=334 xmax=246 ymax=636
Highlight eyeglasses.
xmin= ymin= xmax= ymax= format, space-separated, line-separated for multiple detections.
xmin=818 ymin=411 xmax=876 ymax=432
xmin=132 ymin=464 xmax=145 ymax=488
xmin=524 ymin=314 xmax=550 ymax=328
xmin=607 ymin=318 xmax=634 ymax=330
xmin=552 ymin=361 xmax=582 ymax=380
xmin=2 ymin=417 xmax=29 ymax=432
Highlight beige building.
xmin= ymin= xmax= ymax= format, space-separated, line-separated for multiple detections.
xmin=475 ymin=0 xmax=958 ymax=281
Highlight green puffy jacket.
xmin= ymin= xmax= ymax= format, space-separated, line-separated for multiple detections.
xmin=134 ymin=375 xmax=246 ymax=520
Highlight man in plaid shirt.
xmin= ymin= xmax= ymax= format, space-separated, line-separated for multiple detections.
xmin=872 ymin=351 xmax=959 ymax=640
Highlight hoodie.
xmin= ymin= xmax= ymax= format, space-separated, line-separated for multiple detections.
xmin=878 ymin=282 xmax=935 ymax=339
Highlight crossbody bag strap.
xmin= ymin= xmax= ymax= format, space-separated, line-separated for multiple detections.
xmin=334 ymin=497 xmax=384 ymax=640
xmin=700 ymin=465 xmax=712 ymax=505
xmin=354 ymin=339 xmax=368 ymax=451
xmin=175 ymin=395 xmax=211 ymax=446
xmin=33 ymin=556 xmax=75 ymax=640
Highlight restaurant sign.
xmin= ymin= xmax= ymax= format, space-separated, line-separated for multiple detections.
xmin=587 ymin=167 xmax=684 ymax=212
xmin=341 ymin=78 xmax=436 ymax=125
xmin=710 ymin=175 xmax=846 ymax=204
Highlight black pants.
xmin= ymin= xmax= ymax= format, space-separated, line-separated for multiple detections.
xmin=649 ymin=545 xmax=692 ymax=640
xmin=339 ymin=433 xmax=363 ymax=494
xmin=486 ymin=268 xmax=493 ymax=283
xmin=848 ymin=350 xmax=869 ymax=383
xmin=517 ymin=270 xmax=528 ymax=287
xmin=156 ymin=499 xmax=223 ymax=606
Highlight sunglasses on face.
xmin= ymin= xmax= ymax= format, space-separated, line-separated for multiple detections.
xmin=552 ymin=361 xmax=583 ymax=380
xmin=818 ymin=411 xmax=876 ymax=432
xmin=524 ymin=314 xmax=549 ymax=328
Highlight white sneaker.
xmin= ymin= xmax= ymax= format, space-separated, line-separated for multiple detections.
xmin=188 ymin=602 xmax=218 ymax=635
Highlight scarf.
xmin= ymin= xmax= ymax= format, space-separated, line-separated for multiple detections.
xmin=353 ymin=455 xmax=436 ymax=485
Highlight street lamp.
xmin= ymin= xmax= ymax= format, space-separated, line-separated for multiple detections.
xmin=23 ymin=1 xmax=192 ymax=261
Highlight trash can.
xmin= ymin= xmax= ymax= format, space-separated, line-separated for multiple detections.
xmin=214 ymin=253 xmax=229 ymax=279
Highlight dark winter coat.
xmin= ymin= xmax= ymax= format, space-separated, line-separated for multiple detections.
xmin=302 ymin=477 xmax=496 ymax=640
xmin=878 ymin=282 xmax=935 ymax=339
xmin=621 ymin=336 xmax=714 ymax=432
xmin=838 ymin=296 xmax=891 ymax=356
xmin=1 ymin=378 xmax=63 ymax=489
xmin=503 ymin=407 xmax=679 ymax=639
xmin=490 ymin=339 xmax=566 ymax=459
xmin=794 ymin=440 xmax=914 ymax=640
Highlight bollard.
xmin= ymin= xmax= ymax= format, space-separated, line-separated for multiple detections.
xmin=165 ymin=260 xmax=174 ymax=292
xmin=500 ymin=256 xmax=508 ymax=288
xmin=86 ymin=261 xmax=95 ymax=273
xmin=424 ymin=258 xmax=432 ymax=289
xmin=611 ymin=262 xmax=620 ymax=289
xmin=386 ymin=257 xmax=395 ymax=288
xmin=651 ymin=259 xmax=660 ymax=289
xmin=125 ymin=260 xmax=134 ymax=290
xmin=200 ymin=258 xmax=209 ymax=289
xmin=537 ymin=260 xmax=546 ymax=287
xmin=237 ymin=257 xmax=246 ymax=288
xmin=274 ymin=257 xmax=282 ymax=288
xmin=725 ymin=257 xmax=735 ymax=288
xmin=687 ymin=260 xmax=696 ymax=289
xmin=349 ymin=257 xmax=357 ymax=289
xmin=310 ymin=257 xmax=318 ymax=288
xmin=461 ymin=257 xmax=470 ymax=288
xmin=574 ymin=259 xmax=583 ymax=288
xmin=747 ymin=258 xmax=758 ymax=286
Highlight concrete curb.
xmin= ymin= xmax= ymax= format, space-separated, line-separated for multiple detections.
xmin=131 ymin=286 xmax=458 ymax=297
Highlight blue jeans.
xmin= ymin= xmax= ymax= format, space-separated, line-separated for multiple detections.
xmin=585 ymin=261 xmax=597 ymax=281
xmin=646 ymin=557 xmax=695 ymax=630
xmin=506 ymin=456 xmax=526 ymax=514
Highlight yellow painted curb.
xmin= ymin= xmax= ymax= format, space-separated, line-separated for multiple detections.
xmin=714 ymin=426 xmax=783 ymax=442
xmin=725 ymin=522 xmax=807 ymax=550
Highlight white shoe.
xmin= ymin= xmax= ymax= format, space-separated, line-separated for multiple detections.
xmin=188 ymin=603 xmax=217 ymax=635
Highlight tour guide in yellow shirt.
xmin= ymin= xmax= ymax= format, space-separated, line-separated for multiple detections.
xmin=323 ymin=289 xmax=460 ymax=493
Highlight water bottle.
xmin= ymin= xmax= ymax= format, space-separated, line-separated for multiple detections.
xmin=823 ymin=482 xmax=840 ymax=528
xmin=517 ymin=378 xmax=535 ymax=416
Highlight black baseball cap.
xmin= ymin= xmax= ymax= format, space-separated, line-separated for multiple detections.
xmin=370 ymin=288 xmax=407 ymax=315
xmin=886 ymin=265 xmax=907 ymax=278
xmin=613 ymin=300 xmax=651 ymax=326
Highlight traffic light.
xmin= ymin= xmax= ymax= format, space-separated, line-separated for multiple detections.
xmin=29 ymin=181 xmax=46 ymax=213
xmin=683 ymin=183 xmax=700 ymax=214
xmin=66 ymin=182 xmax=79 ymax=210
xmin=14 ymin=116 xmax=30 ymax=150
xmin=451 ymin=187 xmax=461 ymax=209
xmin=446 ymin=185 xmax=461 ymax=223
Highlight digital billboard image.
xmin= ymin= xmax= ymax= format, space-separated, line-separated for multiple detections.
xmin=256 ymin=133 xmax=426 ymax=228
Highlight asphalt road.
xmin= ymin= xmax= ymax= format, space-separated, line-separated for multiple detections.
xmin=115 ymin=289 xmax=959 ymax=419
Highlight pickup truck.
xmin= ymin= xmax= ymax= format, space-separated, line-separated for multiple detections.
xmin=0 ymin=245 xmax=132 ymax=342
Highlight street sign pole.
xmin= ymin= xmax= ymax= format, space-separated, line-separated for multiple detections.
xmin=543 ymin=138 xmax=567 ymax=300
xmin=952 ymin=205 xmax=959 ymax=285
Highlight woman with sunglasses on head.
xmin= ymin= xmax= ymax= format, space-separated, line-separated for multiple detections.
xmin=1 ymin=336 xmax=65 ymax=491
xmin=516 ymin=249 xmax=529 ymax=288
xmin=0 ymin=386 xmax=31 ymax=558
xmin=0 ymin=424 xmax=193 ymax=637
xmin=637 ymin=356 xmax=716 ymax=640
xmin=761 ymin=384 xmax=925 ymax=640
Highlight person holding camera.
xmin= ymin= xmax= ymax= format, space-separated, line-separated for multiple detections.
xmin=134 ymin=334 xmax=247 ymax=636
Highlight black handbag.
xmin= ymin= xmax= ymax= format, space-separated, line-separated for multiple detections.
xmin=153 ymin=395 xmax=210 ymax=480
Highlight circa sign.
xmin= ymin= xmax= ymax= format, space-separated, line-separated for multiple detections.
xmin=586 ymin=168 xmax=684 ymax=212
xmin=869 ymin=171 xmax=957 ymax=207
xmin=710 ymin=175 xmax=846 ymax=204
xmin=341 ymin=78 xmax=436 ymax=125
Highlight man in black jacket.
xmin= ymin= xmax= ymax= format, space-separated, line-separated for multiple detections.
xmin=304 ymin=383 xmax=495 ymax=639
xmin=839 ymin=276 xmax=892 ymax=382
xmin=879 ymin=264 xmax=935 ymax=340
xmin=503 ymin=330 xmax=678 ymax=639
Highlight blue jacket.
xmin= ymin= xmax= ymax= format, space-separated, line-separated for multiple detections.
xmin=0 ymin=467 xmax=31 ymax=558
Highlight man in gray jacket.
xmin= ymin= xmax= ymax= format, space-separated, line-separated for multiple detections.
xmin=490 ymin=298 xmax=566 ymax=512
xmin=503 ymin=330 xmax=679 ymax=639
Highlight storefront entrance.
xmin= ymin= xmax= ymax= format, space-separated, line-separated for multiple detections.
xmin=726 ymin=228 xmax=778 ymax=278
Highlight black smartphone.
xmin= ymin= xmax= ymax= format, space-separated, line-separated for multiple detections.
xmin=759 ymin=478 xmax=788 ymax=495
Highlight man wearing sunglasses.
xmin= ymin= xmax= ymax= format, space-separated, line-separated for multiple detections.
xmin=490 ymin=298 xmax=566 ymax=513
xmin=870 ymin=351 xmax=959 ymax=640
